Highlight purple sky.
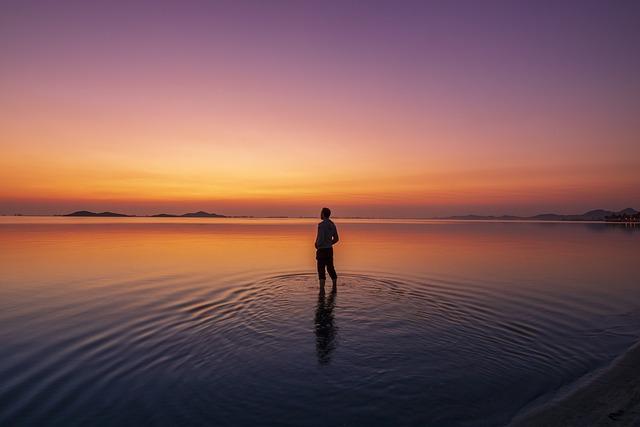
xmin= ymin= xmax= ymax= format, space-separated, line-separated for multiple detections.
xmin=1 ymin=0 xmax=639 ymax=216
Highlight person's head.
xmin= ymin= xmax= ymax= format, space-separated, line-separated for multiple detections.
xmin=320 ymin=207 xmax=331 ymax=220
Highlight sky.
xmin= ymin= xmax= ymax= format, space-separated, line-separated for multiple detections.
xmin=1 ymin=0 xmax=639 ymax=217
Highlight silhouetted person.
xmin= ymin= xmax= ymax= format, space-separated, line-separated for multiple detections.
xmin=314 ymin=284 xmax=337 ymax=364
xmin=315 ymin=207 xmax=339 ymax=288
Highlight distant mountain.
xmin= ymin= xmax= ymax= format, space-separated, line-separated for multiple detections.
xmin=180 ymin=211 xmax=226 ymax=218
xmin=618 ymin=208 xmax=638 ymax=215
xmin=65 ymin=211 xmax=130 ymax=217
xmin=440 ymin=208 xmax=638 ymax=221
xmin=579 ymin=209 xmax=614 ymax=220
xmin=64 ymin=210 xmax=226 ymax=218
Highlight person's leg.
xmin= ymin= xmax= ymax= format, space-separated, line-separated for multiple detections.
xmin=326 ymin=256 xmax=337 ymax=286
xmin=317 ymin=257 xmax=327 ymax=287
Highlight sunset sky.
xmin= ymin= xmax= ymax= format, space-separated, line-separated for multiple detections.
xmin=1 ymin=0 xmax=639 ymax=217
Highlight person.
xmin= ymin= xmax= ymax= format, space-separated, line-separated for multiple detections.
xmin=315 ymin=207 xmax=339 ymax=288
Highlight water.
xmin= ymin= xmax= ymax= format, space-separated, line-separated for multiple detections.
xmin=1 ymin=218 xmax=639 ymax=426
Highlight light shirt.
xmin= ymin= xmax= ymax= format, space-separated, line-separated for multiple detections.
xmin=315 ymin=219 xmax=339 ymax=249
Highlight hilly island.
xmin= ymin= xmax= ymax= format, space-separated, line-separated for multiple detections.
xmin=64 ymin=210 xmax=226 ymax=218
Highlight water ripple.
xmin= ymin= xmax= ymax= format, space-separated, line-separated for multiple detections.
xmin=1 ymin=271 xmax=639 ymax=426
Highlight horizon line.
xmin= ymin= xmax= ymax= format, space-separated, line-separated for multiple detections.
xmin=3 ymin=206 xmax=638 ymax=221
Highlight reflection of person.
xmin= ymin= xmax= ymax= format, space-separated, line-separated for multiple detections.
xmin=315 ymin=207 xmax=339 ymax=288
xmin=315 ymin=285 xmax=337 ymax=365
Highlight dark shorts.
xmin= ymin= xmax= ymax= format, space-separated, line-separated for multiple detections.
xmin=316 ymin=247 xmax=337 ymax=280
xmin=316 ymin=247 xmax=333 ymax=260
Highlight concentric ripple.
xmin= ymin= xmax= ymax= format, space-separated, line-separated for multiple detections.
xmin=1 ymin=271 xmax=640 ymax=426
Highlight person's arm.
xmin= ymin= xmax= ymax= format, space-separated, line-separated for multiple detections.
xmin=315 ymin=224 xmax=323 ymax=249
xmin=332 ymin=226 xmax=339 ymax=245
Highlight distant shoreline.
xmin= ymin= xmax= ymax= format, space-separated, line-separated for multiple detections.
xmin=2 ymin=217 xmax=639 ymax=227
xmin=2 ymin=207 xmax=639 ymax=223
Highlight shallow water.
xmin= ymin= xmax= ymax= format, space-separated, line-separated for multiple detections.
xmin=1 ymin=218 xmax=639 ymax=426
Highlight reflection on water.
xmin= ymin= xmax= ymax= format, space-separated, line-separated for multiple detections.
xmin=315 ymin=285 xmax=337 ymax=365
xmin=0 ymin=218 xmax=639 ymax=426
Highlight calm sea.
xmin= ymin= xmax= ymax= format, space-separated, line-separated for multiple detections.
xmin=1 ymin=217 xmax=639 ymax=426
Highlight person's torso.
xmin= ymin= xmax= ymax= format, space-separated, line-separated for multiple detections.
xmin=317 ymin=219 xmax=336 ymax=249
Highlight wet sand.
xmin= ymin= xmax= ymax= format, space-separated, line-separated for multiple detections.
xmin=510 ymin=341 xmax=640 ymax=427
